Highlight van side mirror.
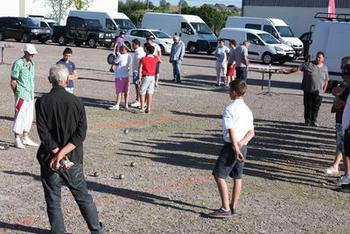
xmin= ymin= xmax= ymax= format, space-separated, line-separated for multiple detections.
xmin=179 ymin=33 xmax=182 ymax=37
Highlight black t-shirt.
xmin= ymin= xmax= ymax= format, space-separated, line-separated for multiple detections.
xmin=336 ymin=84 xmax=350 ymax=123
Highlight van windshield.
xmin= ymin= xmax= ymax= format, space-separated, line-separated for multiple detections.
xmin=258 ymin=33 xmax=280 ymax=44
xmin=275 ymin=26 xmax=294 ymax=37
xmin=151 ymin=30 xmax=171 ymax=39
xmin=190 ymin=22 xmax=212 ymax=34
xmin=114 ymin=19 xmax=136 ymax=30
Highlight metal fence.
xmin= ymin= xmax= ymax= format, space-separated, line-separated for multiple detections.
xmin=243 ymin=0 xmax=350 ymax=8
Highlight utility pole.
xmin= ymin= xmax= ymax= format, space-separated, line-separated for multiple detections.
xmin=146 ymin=0 xmax=149 ymax=10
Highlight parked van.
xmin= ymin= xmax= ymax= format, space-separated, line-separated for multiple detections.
xmin=219 ymin=28 xmax=295 ymax=64
xmin=69 ymin=10 xmax=119 ymax=38
xmin=309 ymin=16 xmax=350 ymax=81
xmin=225 ymin=16 xmax=303 ymax=58
xmin=142 ymin=12 xmax=217 ymax=54
xmin=113 ymin=12 xmax=136 ymax=30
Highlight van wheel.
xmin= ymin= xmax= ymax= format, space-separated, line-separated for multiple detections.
xmin=278 ymin=59 xmax=286 ymax=65
xmin=188 ymin=43 xmax=198 ymax=54
xmin=21 ymin=33 xmax=31 ymax=43
xmin=75 ymin=41 xmax=82 ymax=47
xmin=39 ymin=39 xmax=47 ymax=44
xmin=0 ymin=32 xmax=3 ymax=41
xmin=262 ymin=52 xmax=273 ymax=65
xmin=88 ymin=37 xmax=97 ymax=48
xmin=159 ymin=45 xmax=165 ymax=55
xmin=58 ymin=36 xmax=67 ymax=46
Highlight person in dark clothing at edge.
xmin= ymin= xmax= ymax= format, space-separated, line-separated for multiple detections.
xmin=35 ymin=64 xmax=104 ymax=234
xmin=281 ymin=51 xmax=329 ymax=127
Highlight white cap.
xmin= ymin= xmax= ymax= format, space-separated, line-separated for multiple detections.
xmin=23 ymin=44 xmax=38 ymax=54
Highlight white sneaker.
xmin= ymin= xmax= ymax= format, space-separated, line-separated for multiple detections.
xmin=130 ymin=101 xmax=140 ymax=108
xmin=22 ymin=137 xmax=39 ymax=147
xmin=108 ymin=105 xmax=119 ymax=110
xmin=325 ymin=167 xmax=339 ymax=175
xmin=14 ymin=138 xmax=25 ymax=149
xmin=339 ymin=175 xmax=350 ymax=185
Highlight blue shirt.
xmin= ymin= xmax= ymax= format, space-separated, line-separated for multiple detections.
xmin=57 ymin=59 xmax=76 ymax=88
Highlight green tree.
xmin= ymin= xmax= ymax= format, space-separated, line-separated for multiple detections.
xmin=69 ymin=0 xmax=93 ymax=10
xmin=46 ymin=0 xmax=71 ymax=23
xmin=159 ymin=0 xmax=170 ymax=12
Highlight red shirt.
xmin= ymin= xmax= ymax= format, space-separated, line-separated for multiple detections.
xmin=140 ymin=55 xmax=159 ymax=76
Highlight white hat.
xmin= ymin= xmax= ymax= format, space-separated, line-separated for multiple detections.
xmin=23 ymin=44 xmax=38 ymax=54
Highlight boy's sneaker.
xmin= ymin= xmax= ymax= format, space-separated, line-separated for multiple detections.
xmin=109 ymin=105 xmax=119 ymax=110
xmin=231 ymin=208 xmax=239 ymax=217
xmin=23 ymin=137 xmax=39 ymax=147
xmin=130 ymin=101 xmax=140 ymax=108
xmin=207 ymin=208 xmax=232 ymax=218
xmin=340 ymin=175 xmax=350 ymax=185
xmin=14 ymin=138 xmax=25 ymax=149
xmin=325 ymin=166 xmax=339 ymax=175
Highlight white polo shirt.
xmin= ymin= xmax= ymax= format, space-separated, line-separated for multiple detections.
xmin=222 ymin=99 xmax=254 ymax=143
xmin=342 ymin=95 xmax=350 ymax=132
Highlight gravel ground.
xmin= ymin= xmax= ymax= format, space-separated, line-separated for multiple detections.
xmin=0 ymin=41 xmax=349 ymax=234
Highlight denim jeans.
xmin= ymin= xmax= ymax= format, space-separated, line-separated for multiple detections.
xmin=172 ymin=60 xmax=182 ymax=82
xmin=41 ymin=163 xmax=103 ymax=234
xmin=235 ymin=67 xmax=248 ymax=80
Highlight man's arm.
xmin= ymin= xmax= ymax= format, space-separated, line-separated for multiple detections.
xmin=68 ymin=102 xmax=87 ymax=148
xmin=180 ymin=42 xmax=185 ymax=60
xmin=323 ymin=80 xmax=329 ymax=93
xmin=138 ymin=60 xmax=143 ymax=83
xmin=10 ymin=79 xmax=17 ymax=93
xmin=281 ymin=66 xmax=301 ymax=74
xmin=238 ymin=129 xmax=255 ymax=147
xmin=35 ymin=99 xmax=59 ymax=152
xmin=68 ymin=70 xmax=78 ymax=81
xmin=228 ymin=129 xmax=244 ymax=162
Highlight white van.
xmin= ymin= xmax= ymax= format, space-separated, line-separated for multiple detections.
xmin=113 ymin=12 xmax=136 ymax=31
xmin=219 ymin=28 xmax=295 ymax=64
xmin=225 ymin=16 xmax=304 ymax=58
xmin=142 ymin=12 xmax=217 ymax=54
xmin=69 ymin=10 xmax=119 ymax=33
xmin=309 ymin=19 xmax=350 ymax=81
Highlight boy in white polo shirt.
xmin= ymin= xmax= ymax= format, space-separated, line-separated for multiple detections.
xmin=209 ymin=80 xmax=255 ymax=218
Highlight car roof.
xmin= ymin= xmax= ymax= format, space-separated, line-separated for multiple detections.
xmin=221 ymin=27 xmax=269 ymax=35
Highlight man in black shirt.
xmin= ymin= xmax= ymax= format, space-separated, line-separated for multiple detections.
xmin=35 ymin=65 xmax=104 ymax=234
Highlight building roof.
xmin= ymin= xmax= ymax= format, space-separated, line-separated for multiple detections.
xmin=243 ymin=0 xmax=350 ymax=8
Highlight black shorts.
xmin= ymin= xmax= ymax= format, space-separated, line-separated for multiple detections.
xmin=212 ymin=143 xmax=247 ymax=179
xmin=344 ymin=129 xmax=350 ymax=157
xmin=156 ymin=61 xmax=160 ymax=74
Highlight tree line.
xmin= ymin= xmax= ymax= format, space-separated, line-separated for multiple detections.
xmin=119 ymin=0 xmax=240 ymax=34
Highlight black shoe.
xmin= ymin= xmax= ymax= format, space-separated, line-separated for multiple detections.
xmin=231 ymin=208 xmax=239 ymax=217
xmin=172 ymin=79 xmax=176 ymax=82
xmin=176 ymin=80 xmax=181 ymax=83
xmin=215 ymin=84 xmax=220 ymax=87
xmin=304 ymin=122 xmax=311 ymax=126
xmin=207 ymin=208 xmax=232 ymax=218
xmin=109 ymin=68 xmax=114 ymax=72
xmin=340 ymin=184 xmax=350 ymax=193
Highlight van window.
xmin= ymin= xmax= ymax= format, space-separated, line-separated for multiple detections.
xmin=40 ymin=22 xmax=47 ymax=28
xmin=263 ymin=25 xmax=279 ymax=39
xmin=142 ymin=30 xmax=152 ymax=38
xmin=245 ymin=24 xmax=261 ymax=30
xmin=181 ymin=22 xmax=194 ymax=35
xmin=106 ymin=18 xmax=116 ymax=30
xmin=247 ymin=33 xmax=264 ymax=46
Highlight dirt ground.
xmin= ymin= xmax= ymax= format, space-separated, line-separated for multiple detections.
xmin=0 ymin=42 xmax=349 ymax=234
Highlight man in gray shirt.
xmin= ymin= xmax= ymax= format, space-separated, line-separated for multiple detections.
xmin=234 ymin=41 xmax=250 ymax=80
xmin=169 ymin=35 xmax=185 ymax=83
xmin=282 ymin=51 xmax=329 ymax=126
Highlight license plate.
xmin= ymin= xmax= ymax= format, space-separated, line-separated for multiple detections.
xmin=288 ymin=54 xmax=294 ymax=57
xmin=105 ymin=39 xmax=111 ymax=42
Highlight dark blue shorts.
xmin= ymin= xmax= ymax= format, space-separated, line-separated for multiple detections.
xmin=212 ymin=143 xmax=247 ymax=180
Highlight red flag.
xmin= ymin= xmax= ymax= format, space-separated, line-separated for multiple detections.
xmin=328 ymin=0 xmax=336 ymax=19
